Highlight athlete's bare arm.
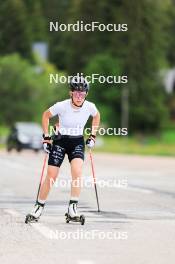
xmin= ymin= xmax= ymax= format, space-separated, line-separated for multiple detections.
xmin=42 ymin=110 xmax=53 ymax=135
xmin=91 ymin=111 xmax=100 ymax=136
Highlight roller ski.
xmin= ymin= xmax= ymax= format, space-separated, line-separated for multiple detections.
xmin=25 ymin=202 xmax=44 ymax=224
xmin=65 ymin=213 xmax=85 ymax=225
xmin=65 ymin=202 xmax=85 ymax=225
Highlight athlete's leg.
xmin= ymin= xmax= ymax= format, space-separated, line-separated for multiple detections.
xmin=38 ymin=165 xmax=59 ymax=201
xmin=39 ymin=142 xmax=66 ymax=201
xmin=26 ymin=144 xmax=65 ymax=221
xmin=67 ymin=158 xmax=83 ymax=218
xmin=26 ymin=165 xmax=59 ymax=221
xmin=70 ymin=158 xmax=83 ymax=197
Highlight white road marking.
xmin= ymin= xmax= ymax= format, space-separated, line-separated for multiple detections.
xmin=30 ymin=223 xmax=54 ymax=239
xmin=4 ymin=208 xmax=54 ymax=239
xmin=4 ymin=209 xmax=21 ymax=217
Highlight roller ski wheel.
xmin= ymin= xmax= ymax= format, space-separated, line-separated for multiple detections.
xmin=25 ymin=214 xmax=39 ymax=224
xmin=65 ymin=213 xmax=85 ymax=225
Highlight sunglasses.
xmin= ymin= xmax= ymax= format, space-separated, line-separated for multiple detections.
xmin=72 ymin=91 xmax=87 ymax=99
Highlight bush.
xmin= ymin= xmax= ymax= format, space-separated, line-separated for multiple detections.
xmin=0 ymin=53 xmax=67 ymax=125
xmin=85 ymin=53 xmax=123 ymax=127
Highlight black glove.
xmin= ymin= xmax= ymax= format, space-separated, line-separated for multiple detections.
xmin=42 ymin=134 xmax=52 ymax=153
xmin=86 ymin=135 xmax=96 ymax=148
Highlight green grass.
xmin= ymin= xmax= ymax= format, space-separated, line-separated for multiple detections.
xmin=95 ymin=131 xmax=175 ymax=156
xmin=0 ymin=126 xmax=9 ymax=149
xmin=0 ymin=126 xmax=9 ymax=137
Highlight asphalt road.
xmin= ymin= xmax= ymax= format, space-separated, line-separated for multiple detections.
xmin=0 ymin=150 xmax=175 ymax=264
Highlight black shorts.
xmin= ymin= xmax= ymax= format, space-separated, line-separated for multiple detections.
xmin=48 ymin=135 xmax=85 ymax=167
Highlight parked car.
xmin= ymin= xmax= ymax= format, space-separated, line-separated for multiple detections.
xmin=7 ymin=122 xmax=43 ymax=152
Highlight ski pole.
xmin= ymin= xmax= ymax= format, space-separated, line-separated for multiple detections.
xmin=89 ymin=149 xmax=100 ymax=212
xmin=36 ymin=153 xmax=48 ymax=202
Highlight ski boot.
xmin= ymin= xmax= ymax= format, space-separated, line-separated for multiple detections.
xmin=65 ymin=202 xmax=85 ymax=225
xmin=25 ymin=202 xmax=44 ymax=224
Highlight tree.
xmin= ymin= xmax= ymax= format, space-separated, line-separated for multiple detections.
xmin=165 ymin=0 xmax=175 ymax=67
xmin=116 ymin=0 xmax=168 ymax=132
xmin=65 ymin=0 xmax=168 ymax=132
xmin=0 ymin=0 xmax=32 ymax=58
xmin=24 ymin=0 xmax=47 ymax=42
xmin=42 ymin=0 xmax=70 ymax=69
xmin=85 ymin=53 xmax=122 ymax=127
xmin=0 ymin=54 xmax=67 ymax=125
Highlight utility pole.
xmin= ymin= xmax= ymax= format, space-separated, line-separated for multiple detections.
xmin=121 ymin=85 xmax=129 ymax=130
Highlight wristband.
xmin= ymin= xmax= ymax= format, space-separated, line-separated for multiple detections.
xmin=42 ymin=134 xmax=51 ymax=140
